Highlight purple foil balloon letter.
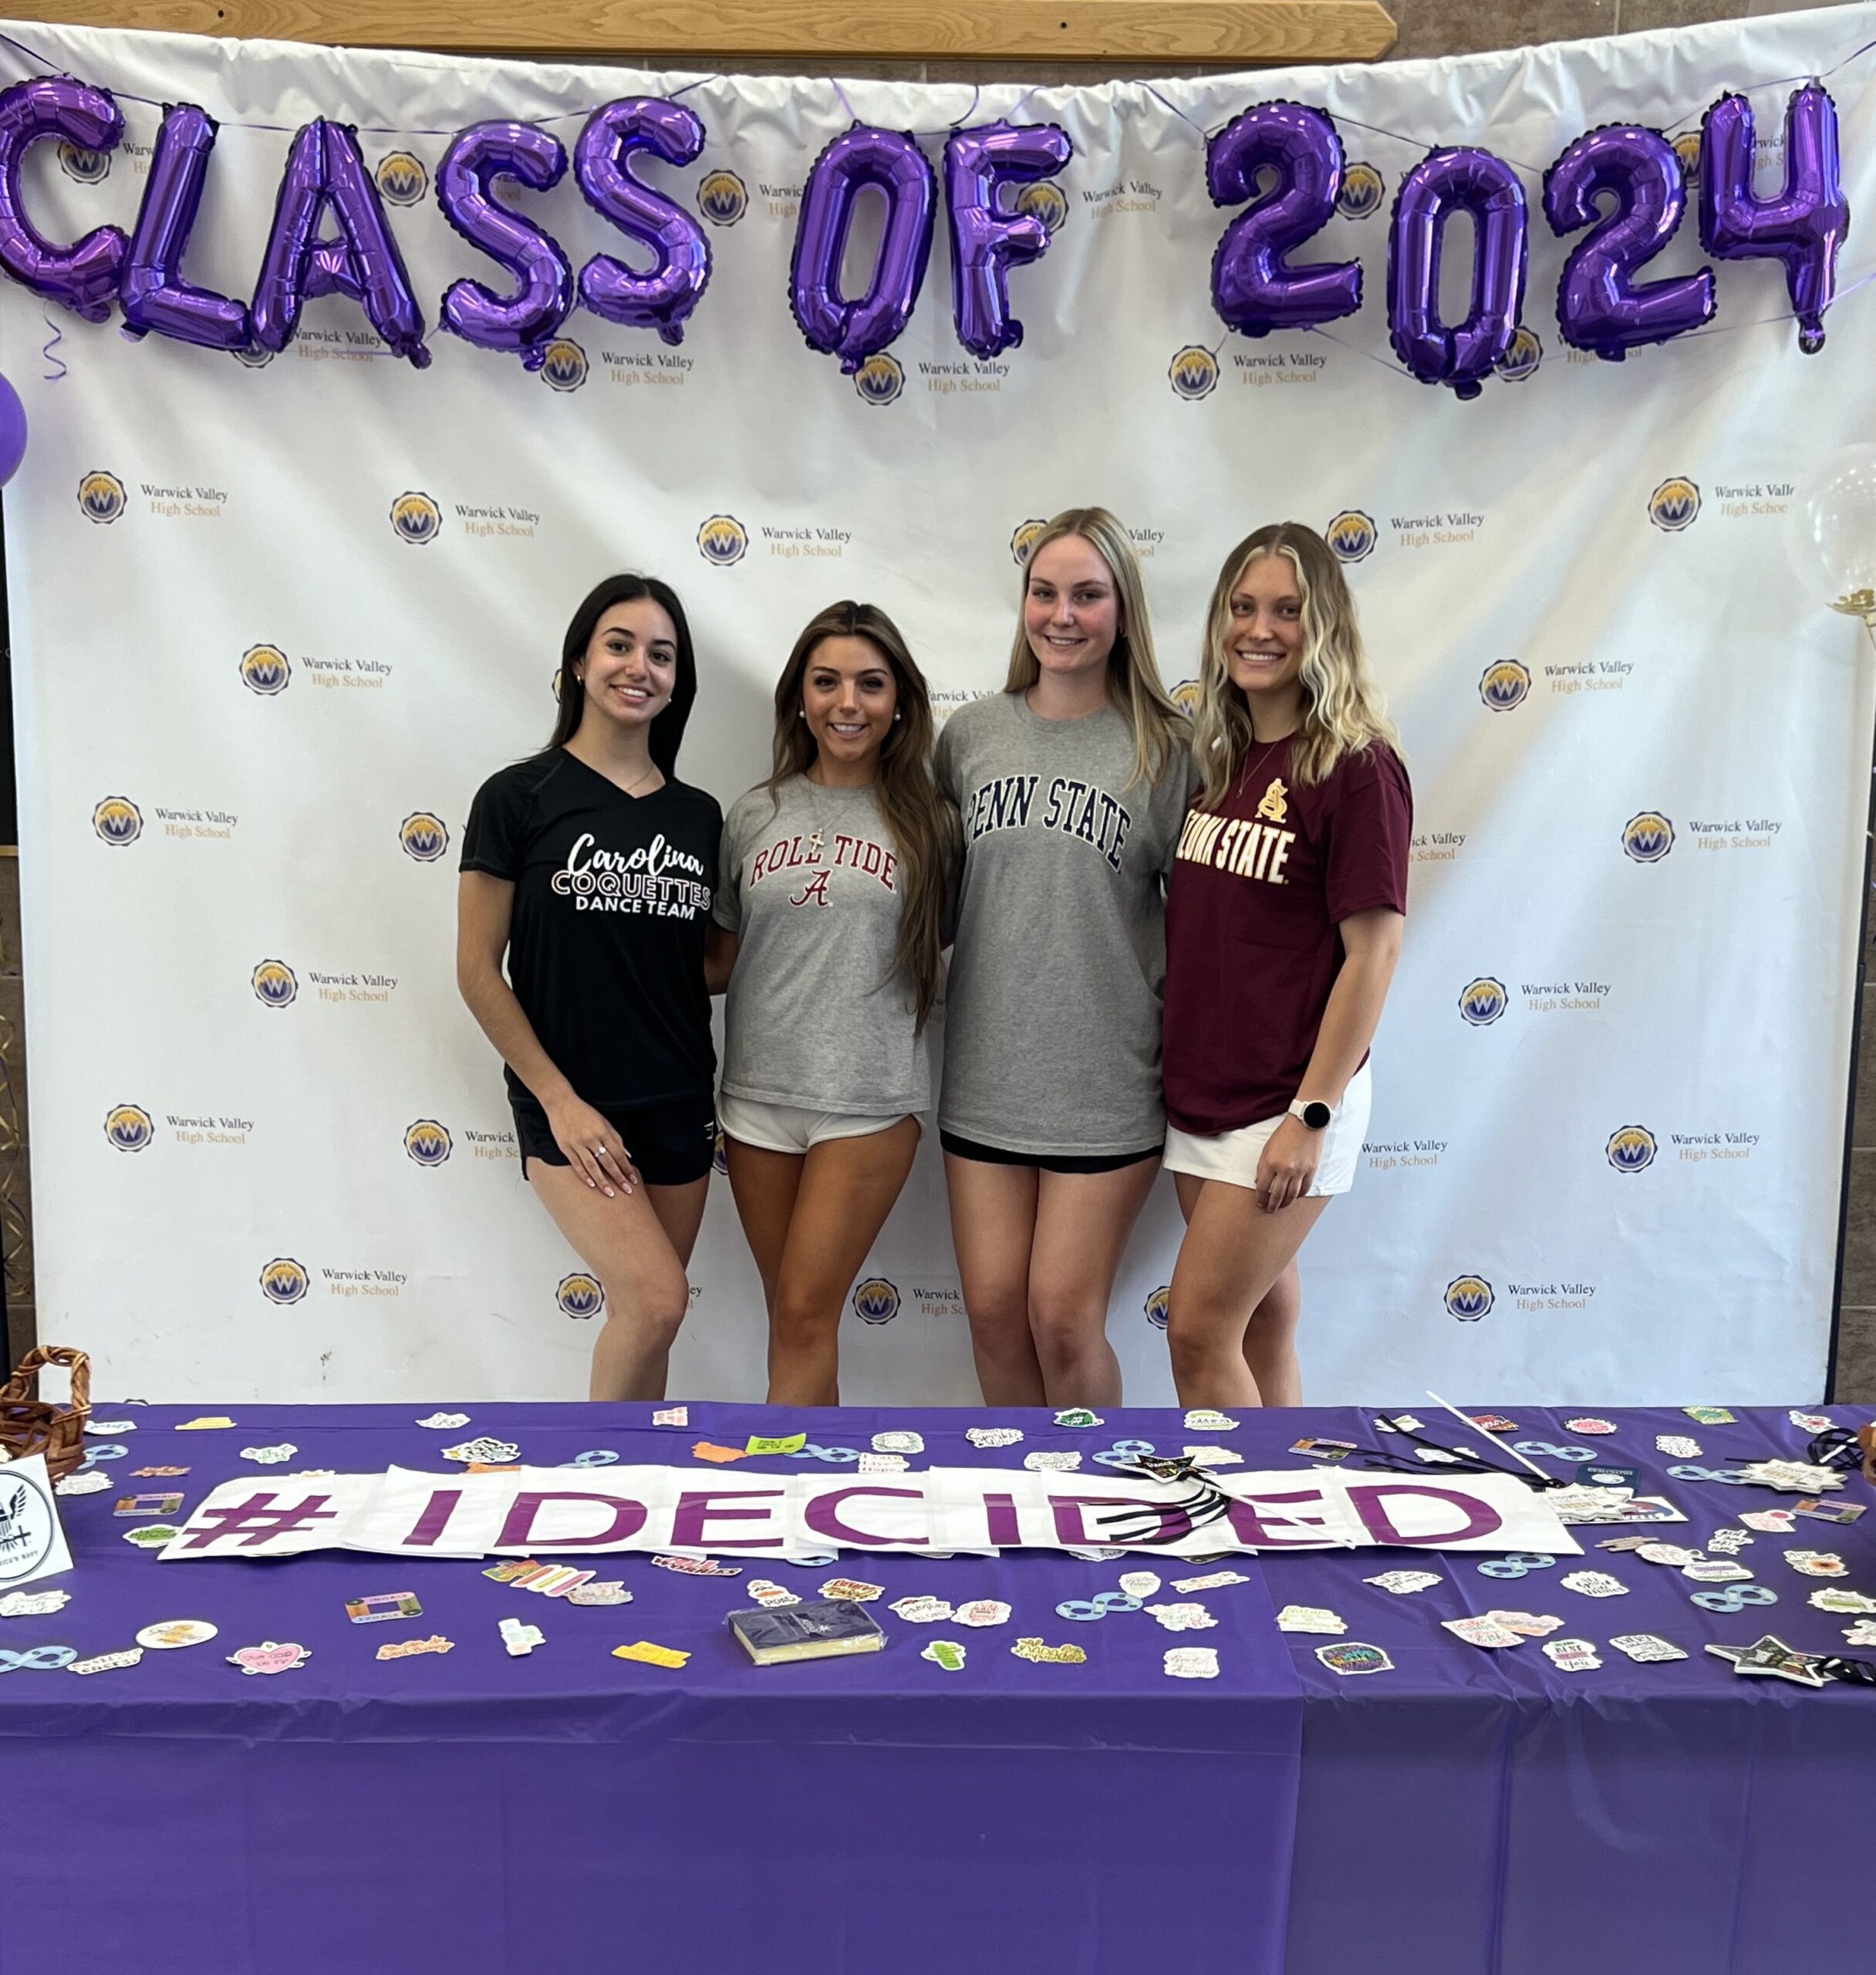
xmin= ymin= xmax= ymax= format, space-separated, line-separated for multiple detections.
xmin=120 ymin=104 xmax=250 ymax=349
xmin=1207 ymin=100 xmax=1361 ymax=338
xmin=0 ymin=76 xmax=127 ymax=322
xmin=1386 ymin=147 xmax=1528 ymax=399
xmin=790 ymin=126 xmax=936 ymax=373
xmin=574 ymin=98 xmax=711 ymax=346
xmin=1699 ymin=83 xmax=1847 ymax=354
xmin=437 ymin=121 xmax=573 ymax=369
xmin=943 ymin=121 xmax=1069 ymax=360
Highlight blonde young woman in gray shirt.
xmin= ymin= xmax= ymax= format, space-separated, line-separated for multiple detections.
xmin=935 ymin=508 xmax=1190 ymax=1407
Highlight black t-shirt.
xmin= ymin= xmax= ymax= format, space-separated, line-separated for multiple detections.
xmin=461 ymin=749 xmax=721 ymax=1110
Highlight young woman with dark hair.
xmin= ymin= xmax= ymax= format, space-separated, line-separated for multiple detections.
xmin=714 ymin=600 xmax=956 ymax=1405
xmin=456 ymin=574 xmax=733 ymax=1400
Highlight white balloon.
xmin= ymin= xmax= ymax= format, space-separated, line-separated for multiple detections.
xmin=1790 ymin=443 xmax=1876 ymax=613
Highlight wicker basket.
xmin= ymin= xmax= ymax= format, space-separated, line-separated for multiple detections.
xmin=0 ymin=1346 xmax=90 ymax=1479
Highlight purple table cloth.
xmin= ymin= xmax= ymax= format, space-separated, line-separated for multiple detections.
xmin=2 ymin=1400 xmax=1871 ymax=1975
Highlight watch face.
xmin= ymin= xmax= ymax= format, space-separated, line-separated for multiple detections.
xmin=1303 ymin=1102 xmax=1332 ymax=1129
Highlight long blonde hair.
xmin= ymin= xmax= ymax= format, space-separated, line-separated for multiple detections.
xmin=764 ymin=600 xmax=957 ymax=1029
xmin=1192 ymin=522 xmax=1399 ymax=808
xmin=1004 ymin=506 xmax=1183 ymax=790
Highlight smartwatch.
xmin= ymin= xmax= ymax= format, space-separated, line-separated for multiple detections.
xmin=1288 ymin=1098 xmax=1333 ymax=1131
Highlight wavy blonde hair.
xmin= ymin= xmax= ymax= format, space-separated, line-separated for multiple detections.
xmin=1004 ymin=506 xmax=1183 ymax=790
xmin=1192 ymin=522 xmax=1399 ymax=808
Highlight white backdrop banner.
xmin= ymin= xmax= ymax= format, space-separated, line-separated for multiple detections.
xmin=2 ymin=8 xmax=1871 ymax=1406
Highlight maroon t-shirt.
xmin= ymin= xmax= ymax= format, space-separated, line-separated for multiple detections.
xmin=1163 ymin=738 xmax=1412 ymax=1135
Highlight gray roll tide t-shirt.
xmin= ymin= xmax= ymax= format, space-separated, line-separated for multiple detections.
xmin=716 ymin=777 xmax=930 ymax=1114
xmin=935 ymin=692 xmax=1192 ymax=1156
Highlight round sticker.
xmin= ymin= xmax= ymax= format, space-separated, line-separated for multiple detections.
xmin=135 ymin=1619 xmax=219 ymax=1650
xmin=0 ymin=1466 xmax=58 ymax=1587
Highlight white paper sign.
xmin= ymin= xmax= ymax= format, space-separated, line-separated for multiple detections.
xmin=0 ymin=1456 xmax=73 ymax=1589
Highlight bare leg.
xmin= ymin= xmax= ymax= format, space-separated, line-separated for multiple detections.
xmin=1025 ymin=1160 xmax=1160 ymax=1408
xmin=944 ymin=1153 xmax=1044 ymax=1405
xmin=1165 ymin=1177 xmax=1328 ymax=1408
xmin=762 ymin=1120 xmax=921 ymax=1405
xmin=724 ymin=1137 xmax=805 ymax=1323
xmin=529 ymin=1163 xmax=707 ymax=1401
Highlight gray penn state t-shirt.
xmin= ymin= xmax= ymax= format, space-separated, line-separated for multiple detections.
xmin=935 ymin=692 xmax=1191 ymax=1156
xmin=715 ymin=777 xmax=930 ymax=1114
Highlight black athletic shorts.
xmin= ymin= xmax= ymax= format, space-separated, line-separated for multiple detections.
xmin=939 ymin=1129 xmax=1162 ymax=1177
xmin=512 ymin=1091 xmax=717 ymax=1187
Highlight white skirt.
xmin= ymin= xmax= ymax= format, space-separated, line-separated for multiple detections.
xmin=1162 ymin=1062 xmax=1372 ymax=1197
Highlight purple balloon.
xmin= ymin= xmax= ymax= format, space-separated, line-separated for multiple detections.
xmin=1699 ymin=83 xmax=1848 ymax=355
xmin=790 ymin=126 xmax=936 ymax=373
xmin=943 ymin=121 xmax=1068 ymax=360
xmin=1386 ymin=147 xmax=1528 ymax=399
xmin=1544 ymin=124 xmax=1714 ymax=360
xmin=251 ymin=120 xmax=430 ymax=366
xmin=1207 ymin=100 xmax=1361 ymax=337
xmin=120 ymin=104 xmax=251 ymax=350
xmin=437 ymin=121 xmax=572 ymax=370
xmin=0 ymin=76 xmax=126 ymax=322
xmin=0 ymin=368 xmax=26 ymax=485
xmin=574 ymin=98 xmax=710 ymax=346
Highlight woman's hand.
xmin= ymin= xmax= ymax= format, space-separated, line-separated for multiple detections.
xmin=545 ymin=1096 xmax=640 ymax=1197
xmin=1254 ymin=1115 xmax=1321 ymax=1214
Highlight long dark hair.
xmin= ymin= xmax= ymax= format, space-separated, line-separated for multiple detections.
xmin=549 ymin=574 xmax=698 ymax=777
xmin=765 ymin=600 xmax=956 ymax=1028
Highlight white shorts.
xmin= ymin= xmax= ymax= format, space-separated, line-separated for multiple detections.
xmin=1162 ymin=1062 xmax=1372 ymax=1197
xmin=718 ymin=1093 xmax=915 ymax=1156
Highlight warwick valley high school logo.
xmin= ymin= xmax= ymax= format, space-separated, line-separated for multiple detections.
xmin=1144 ymin=1285 xmax=1171 ymax=1330
xmin=1622 ymin=812 xmax=1675 ymax=863
xmin=1606 ymin=1124 xmax=1657 ymax=1173
xmin=853 ymin=353 xmax=904 ymax=406
xmin=852 ymin=1278 xmax=900 ymax=1324
xmin=103 ymin=1103 xmax=154 ymax=1152
xmin=400 ymin=813 xmax=450 ymax=863
xmin=239 ymin=644 xmax=291 ymax=696
xmin=1479 ymin=660 xmax=1530 ymax=711
xmin=1457 ymin=977 xmax=1508 ymax=1026
xmin=77 ymin=471 xmax=127 ymax=523
xmin=1325 ymin=511 xmax=1376 ymax=563
xmin=558 ymin=1273 xmax=606 ymax=1318
xmin=251 ymin=959 xmax=299 ymax=1008
xmin=1445 ymin=1275 xmax=1494 ymax=1321
xmin=390 ymin=491 xmax=442 ymax=545
xmin=92 ymin=796 xmax=142 ymax=846
xmin=697 ymin=170 xmax=748 ymax=225
xmin=259 ymin=1258 xmax=310 ymax=1305
xmin=404 ymin=1120 xmax=452 ymax=1166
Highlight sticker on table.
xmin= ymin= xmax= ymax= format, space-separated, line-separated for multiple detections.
xmin=483 ymin=1559 xmax=538 ymax=1582
xmin=889 ymin=1595 xmax=953 ymax=1624
xmin=1563 ymin=1417 xmax=1618 ymax=1436
xmin=346 ymin=1592 xmax=423 ymax=1624
xmin=114 ymin=1493 xmax=184 ymax=1518
xmin=1575 ymin=1463 xmax=1641 ymax=1490
xmin=1729 ymin=1633 xmax=1830 ymax=1686
xmin=1316 ymin=1641 xmax=1392 ymax=1676
xmin=1707 ymin=1529 xmax=1753 ymax=1554
xmin=69 ymin=1647 xmax=142 ymax=1675
xmin=564 ymin=1451 xmax=619 ymax=1470
xmin=1378 ymin=1414 xmax=1423 ymax=1433
xmin=440 ymin=1438 xmax=518 ymax=1466
xmin=952 ymin=1599 xmax=1012 ymax=1629
xmin=1175 ymin=1569 xmax=1251 ymax=1594
xmin=1276 ymin=1605 xmax=1346 ymax=1636
xmin=377 ymin=1635 xmax=454 ymax=1660
xmin=1467 ymin=1414 xmax=1520 ymax=1433
xmin=1289 ymin=1438 xmax=1357 ymax=1463
xmin=1183 ymin=1410 xmax=1239 ymax=1433
xmin=1741 ymin=1509 xmax=1797 ymax=1533
xmin=1843 ymin=1618 xmax=1876 ymax=1646
xmin=1365 ymin=1569 xmax=1442 ymax=1595
xmin=857 ymin=1452 xmax=909 ymax=1474
xmin=1608 ymin=1633 xmax=1688 ymax=1663
xmin=175 ymin=1416 xmax=236 ymax=1431
xmin=1682 ymin=1406 xmax=1736 ymax=1425
xmin=1011 ymin=1636 xmax=1087 ymax=1665
xmin=498 ymin=1619 xmax=545 ymax=1656
xmin=1052 ymin=1409 xmax=1102 ymax=1429
xmin=0 ymin=1588 xmax=69 ymax=1619
xmin=921 ymin=1639 xmax=967 ymax=1672
xmin=122 ymin=1524 xmax=182 ymax=1549
xmin=566 ymin=1582 xmax=631 ymax=1606
xmin=966 ymin=1426 xmax=1024 ymax=1448
xmin=818 ymin=1578 xmax=883 ymax=1603
xmin=612 ymin=1640 xmax=689 ymax=1668
xmin=1486 ymin=1610 xmax=1564 ymax=1638
xmin=86 ymin=1420 xmax=136 ymax=1435
xmin=651 ymin=1406 xmax=688 ymax=1427
xmin=518 ymin=1565 xmax=592 ymax=1597
xmin=690 ymin=1443 xmax=747 ymax=1465
xmin=1064 ymin=1547 xmax=1127 ymax=1562
xmin=1024 ymin=1451 xmax=1081 ymax=1472
xmin=1543 ymin=1637 xmax=1602 ymax=1672
xmin=1476 ymin=1551 xmax=1555 ymax=1580
xmin=1554 ymin=1493 xmax=1685 ymax=1527
xmin=0 ymin=1643 xmax=77 ymax=1672
xmin=1146 ymin=1602 xmax=1216 ymax=1632
xmin=1655 ymin=1433 xmax=1702 ymax=1458
xmin=239 ymin=1444 xmax=297 ymax=1465
xmin=1117 ymin=1571 xmax=1161 ymax=1599
xmin=1680 ymin=1559 xmax=1752 ymax=1584
xmin=1560 ymin=1571 xmax=1629 ymax=1598
xmin=228 ymin=1640 xmax=311 ymax=1676
xmin=746 ymin=1433 xmax=807 ymax=1456
xmin=1783 ymin=1549 xmax=1847 ymax=1578
xmin=1162 ymin=1646 xmax=1219 ymax=1680
xmin=1789 ymin=1410 xmax=1833 ymax=1432
xmin=1634 ymin=1543 xmax=1699 ymax=1568
xmin=653 ymin=1555 xmax=742 ymax=1578
xmin=135 ymin=1619 xmax=218 ymax=1651
xmin=745 ymin=1580 xmax=801 ymax=1610
xmin=1794 ymin=1497 xmax=1867 ymax=1524
xmin=1737 ymin=1459 xmax=1843 ymax=1494
xmin=781 ymin=1551 xmax=838 ymax=1569
xmin=130 ymin=1467 xmax=189 ymax=1478
xmin=78 ymin=1444 xmax=128 ymax=1469
xmin=1809 ymin=1587 xmax=1876 ymax=1614
xmin=871 ymin=1430 xmax=924 ymax=1454
xmin=54 ymin=1471 xmax=109 ymax=1497
xmin=1442 ymin=1615 xmax=1525 ymax=1649
xmin=416 ymin=1413 xmax=469 ymax=1430
xmin=1595 ymin=1535 xmax=1660 ymax=1551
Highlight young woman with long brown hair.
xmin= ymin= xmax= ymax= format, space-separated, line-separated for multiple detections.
xmin=714 ymin=600 xmax=956 ymax=1405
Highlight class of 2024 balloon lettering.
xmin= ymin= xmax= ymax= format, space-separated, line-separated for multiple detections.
xmin=0 ymin=75 xmax=1849 ymax=390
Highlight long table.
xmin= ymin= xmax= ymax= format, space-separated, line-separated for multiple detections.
xmin=3 ymin=1401 xmax=1871 ymax=1975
